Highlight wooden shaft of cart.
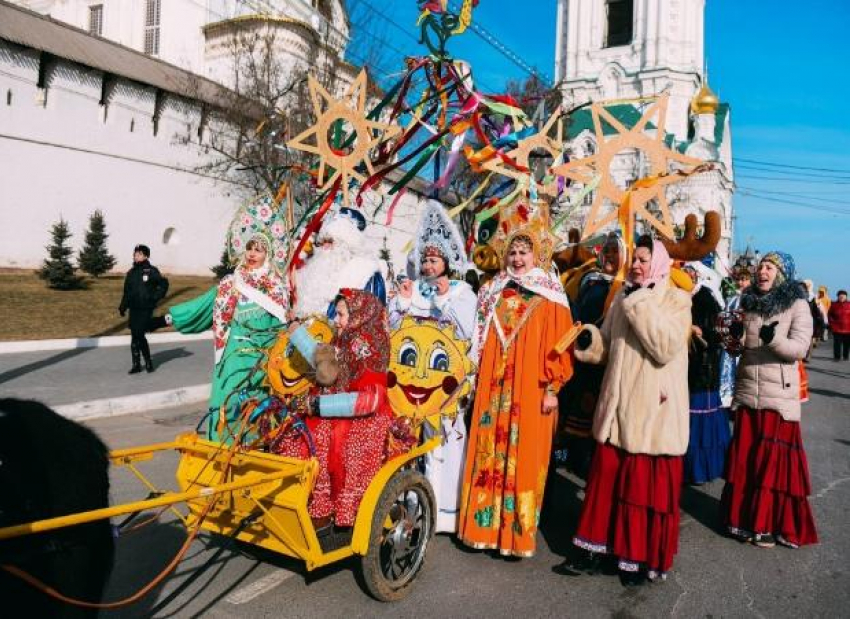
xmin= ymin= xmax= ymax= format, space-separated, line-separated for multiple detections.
xmin=0 ymin=440 xmax=298 ymax=541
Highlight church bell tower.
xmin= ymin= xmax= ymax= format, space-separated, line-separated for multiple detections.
xmin=554 ymin=0 xmax=706 ymax=141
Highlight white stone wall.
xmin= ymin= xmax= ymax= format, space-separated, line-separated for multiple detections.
xmin=13 ymin=0 xmax=350 ymax=80
xmin=0 ymin=39 xmax=428 ymax=276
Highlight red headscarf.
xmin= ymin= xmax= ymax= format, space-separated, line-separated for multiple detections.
xmin=333 ymin=289 xmax=390 ymax=392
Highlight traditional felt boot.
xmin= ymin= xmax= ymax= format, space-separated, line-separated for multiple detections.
xmin=140 ymin=339 xmax=155 ymax=373
xmin=128 ymin=343 xmax=142 ymax=374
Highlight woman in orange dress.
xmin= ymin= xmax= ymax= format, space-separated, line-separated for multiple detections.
xmin=458 ymin=231 xmax=574 ymax=557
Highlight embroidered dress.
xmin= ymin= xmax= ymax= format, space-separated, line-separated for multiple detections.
xmin=169 ymin=268 xmax=288 ymax=443
xmin=458 ymin=283 xmax=573 ymax=557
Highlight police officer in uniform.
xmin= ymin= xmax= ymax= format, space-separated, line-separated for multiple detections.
xmin=119 ymin=244 xmax=168 ymax=373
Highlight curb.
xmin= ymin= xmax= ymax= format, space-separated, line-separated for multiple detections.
xmin=55 ymin=383 xmax=211 ymax=421
xmin=0 ymin=331 xmax=213 ymax=355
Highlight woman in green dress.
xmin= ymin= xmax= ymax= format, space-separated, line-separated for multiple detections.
xmin=158 ymin=195 xmax=291 ymax=443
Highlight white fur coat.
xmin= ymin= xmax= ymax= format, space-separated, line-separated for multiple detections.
xmin=576 ymin=280 xmax=692 ymax=456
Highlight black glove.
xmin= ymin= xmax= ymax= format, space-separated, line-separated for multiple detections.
xmin=119 ymin=308 xmax=126 ymax=318
xmin=576 ymin=329 xmax=593 ymax=351
xmin=729 ymin=320 xmax=744 ymax=340
xmin=759 ymin=321 xmax=778 ymax=345
xmin=148 ymin=315 xmax=168 ymax=331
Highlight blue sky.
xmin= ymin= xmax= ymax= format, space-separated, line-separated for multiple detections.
xmin=348 ymin=0 xmax=850 ymax=294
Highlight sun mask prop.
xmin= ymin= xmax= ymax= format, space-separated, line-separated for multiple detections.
xmin=266 ymin=316 xmax=335 ymax=398
xmin=387 ymin=316 xmax=475 ymax=429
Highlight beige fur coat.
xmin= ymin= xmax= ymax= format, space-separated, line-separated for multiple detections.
xmin=576 ymin=280 xmax=692 ymax=456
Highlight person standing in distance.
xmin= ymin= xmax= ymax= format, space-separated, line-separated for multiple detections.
xmin=119 ymin=244 xmax=168 ymax=374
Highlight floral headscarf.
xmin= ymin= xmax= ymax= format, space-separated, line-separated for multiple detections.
xmin=333 ymin=289 xmax=390 ymax=391
xmin=211 ymin=235 xmax=289 ymax=364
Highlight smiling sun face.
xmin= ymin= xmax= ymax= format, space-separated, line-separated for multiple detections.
xmin=266 ymin=316 xmax=335 ymax=398
xmin=387 ymin=316 xmax=475 ymax=427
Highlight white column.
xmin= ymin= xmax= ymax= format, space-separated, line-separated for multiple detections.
xmin=554 ymin=0 xmax=566 ymax=83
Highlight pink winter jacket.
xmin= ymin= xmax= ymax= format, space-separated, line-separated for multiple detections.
xmin=733 ymin=298 xmax=813 ymax=422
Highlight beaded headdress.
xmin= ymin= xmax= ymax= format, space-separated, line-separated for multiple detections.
xmin=489 ymin=198 xmax=558 ymax=267
xmin=412 ymin=200 xmax=469 ymax=275
xmin=226 ymin=193 xmax=290 ymax=274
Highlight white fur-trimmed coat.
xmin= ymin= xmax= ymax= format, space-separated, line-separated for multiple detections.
xmin=576 ymin=280 xmax=692 ymax=456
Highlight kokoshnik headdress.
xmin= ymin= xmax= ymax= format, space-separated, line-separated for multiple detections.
xmin=412 ymin=200 xmax=469 ymax=275
xmin=226 ymin=193 xmax=290 ymax=274
xmin=489 ymin=198 xmax=559 ymax=268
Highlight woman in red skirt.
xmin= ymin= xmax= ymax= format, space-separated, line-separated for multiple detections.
xmin=721 ymin=251 xmax=817 ymax=548
xmin=559 ymin=236 xmax=692 ymax=584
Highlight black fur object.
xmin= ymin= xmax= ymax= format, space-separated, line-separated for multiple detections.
xmin=740 ymin=279 xmax=806 ymax=319
xmin=0 ymin=398 xmax=114 ymax=618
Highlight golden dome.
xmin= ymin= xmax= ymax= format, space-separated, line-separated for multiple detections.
xmin=691 ymin=82 xmax=720 ymax=115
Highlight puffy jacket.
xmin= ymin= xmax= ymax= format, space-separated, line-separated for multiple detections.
xmin=119 ymin=261 xmax=168 ymax=312
xmin=734 ymin=290 xmax=812 ymax=422
xmin=828 ymin=300 xmax=850 ymax=334
xmin=576 ymin=280 xmax=692 ymax=456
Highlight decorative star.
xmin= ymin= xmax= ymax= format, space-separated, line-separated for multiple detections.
xmin=482 ymin=109 xmax=564 ymax=199
xmin=550 ymin=94 xmax=704 ymax=240
xmin=286 ymin=70 xmax=400 ymax=206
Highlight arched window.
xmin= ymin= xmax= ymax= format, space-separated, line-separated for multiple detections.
xmin=605 ymin=0 xmax=633 ymax=48
xmin=162 ymin=227 xmax=179 ymax=246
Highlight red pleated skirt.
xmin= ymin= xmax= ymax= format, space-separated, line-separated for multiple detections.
xmin=721 ymin=407 xmax=818 ymax=546
xmin=573 ymin=442 xmax=683 ymax=574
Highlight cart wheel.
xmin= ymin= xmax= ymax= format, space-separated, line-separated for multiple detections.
xmin=359 ymin=469 xmax=435 ymax=601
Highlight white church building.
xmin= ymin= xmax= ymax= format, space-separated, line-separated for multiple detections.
xmin=0 ymin=0 xmax=431 ymax=275
xmin=554 ymin=0 xmax=734 ymax=265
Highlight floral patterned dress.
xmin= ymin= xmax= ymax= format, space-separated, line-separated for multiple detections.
xmin=169 ymin=268 xmax=288 ymax=443
xmin=458 ymin=284 xmax=573 ymax=557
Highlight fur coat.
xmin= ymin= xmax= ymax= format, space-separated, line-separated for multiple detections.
xmin=576 ymin=279 xmax=692 ymax=456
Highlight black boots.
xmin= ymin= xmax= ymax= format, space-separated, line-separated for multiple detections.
xmin=129 ymin=340 xmax=154 ymax=374
xmin=128 ymin=343 xmax=142 ymax=374
xmin=140 ymin=339 xmax=155 ymax=373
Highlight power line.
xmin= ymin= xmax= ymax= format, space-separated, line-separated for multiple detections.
xmin=735 ymin=157 xmax=850 ymax=175
xmin=737 ymin=186 xmax=850 ymax=206
xmin=735 ymin=173 xmax=850 ymax=185
xmin=446 ymin=1 xmax=552 ymax=86
xmin=737 ymin=190 xmax=850 ymax=216
xmin=734 ymin=162 xmax=850 ymax=181
xmin=353 ymin=0 xmax=503 ymax=93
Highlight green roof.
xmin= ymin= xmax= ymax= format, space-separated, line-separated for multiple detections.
xmin=565 ymin=103 xmax=656 ymax=140
xmin=565 ymin=101 xmax=729 ymax=154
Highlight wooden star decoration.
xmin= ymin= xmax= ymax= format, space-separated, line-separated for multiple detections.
xmin=286 ymin=70 xmax=400 ymax=206
xmin=550 ymin=94 xmax=705 ymax=240
xmin=482 ymin=109 xmax=564 ymax=199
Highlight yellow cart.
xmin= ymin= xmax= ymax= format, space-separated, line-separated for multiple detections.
xmin=0 ymin=431 xmax=439 ymax=603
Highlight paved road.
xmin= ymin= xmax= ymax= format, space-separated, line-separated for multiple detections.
xmin=72 ymin=348 xmax=850 ymax=617
xmin=0 ymin=339 xmax=212 ymax=406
